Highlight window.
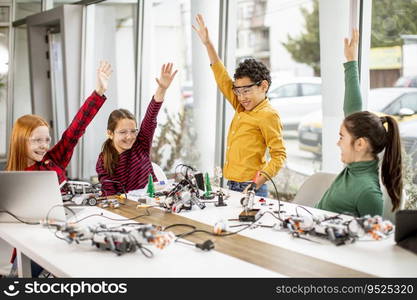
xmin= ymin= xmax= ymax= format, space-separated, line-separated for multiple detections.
xmin=0 ymin=6 xmax=9 ymax=22
xmin=248 ymin=31 xmax=255 ymax=48
xmin=146 ymin=0 xmax=219 ymax=176
xmin=301 ymin=83 xmax=321 ymax=96
xmin=81 ymin=1 xmax=138 ymax=179
xmin=400 ymin=93 xmax=417 ymax=112
xmin=53 ymin=0 xmax=80 ymax=8
xmin=370 ymin=0 xmax=417 ymax=89
xmin=244 ymin=3 xmax=254 ymax=19
xmin=384 ymin=99 xmax=401 ymax=115
xmin=384 ymin=93 xmax=417 ymax=115
xmin=236 ymin=0 xmax=322 ymax=199
xmin=271 ymin=84 xmax=298 ymax=98
xmin=15 ymin=1 xmax=41 ymax=20
xmin=0 ymin=27 xmax=8 ymax=158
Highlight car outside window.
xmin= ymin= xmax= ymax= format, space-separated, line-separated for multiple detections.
xmin=301 ymin=83 xmax=321 ymax=96
xmin=271 ymin=83 xmax=299 ymax=98
xmin=400 ymin=93 xmax=417 ymax=112
xmin=384 ymin=99 xmax=401 ymax=115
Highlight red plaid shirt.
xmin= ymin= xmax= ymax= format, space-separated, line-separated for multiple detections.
xmin=11 ymin=91 xmax=106 ymax=264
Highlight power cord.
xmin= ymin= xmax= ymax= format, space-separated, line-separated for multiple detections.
xmin=260 ymin=170 xmax=282 ymax=218
xmin=175 ymin=238 xmax=215 ymax=251
xmin=0 ymin=210 xmax=41 ymax=225
xmin=43 ymin=204 xmax=154 ymax=227
xmin=70 ymin=207 xmax=153 ymax=224
xmin=196 ymin=240 xmax=215 ymax=251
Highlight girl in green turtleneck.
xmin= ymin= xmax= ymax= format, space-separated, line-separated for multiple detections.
xmin=315 ymin=29 xmax=403 ymax=217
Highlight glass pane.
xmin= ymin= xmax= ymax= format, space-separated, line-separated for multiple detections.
xmin=0 ymin=27 xmax=8 ymax=158
xmin=146 ymin=0 xmax=219 ymax=178
xmin=301 ymin=83 xmax=321 ymax=96
xmin=53 ymin=0 xmax=80 ymax=8
xmin=371 ymin=0 xmax=417 ymax=208
xmin=15 ymin=1 xmax=42 ymax=20
xmin=272 ymin=84 xmax=298 ymax=98
xmin=400 ymin=93 xmax=417 ymax=112
xmin=384 ymin=100 xmax=401 ymax=115
xmin=370 ymin=0 xmax=417 ymax=89
xmin=0 ymin=6 xmax=10 ymax=23
xmin=237 ymin=0 xmax=322 ymax=199
xmin=99 ymin=2 xmax=136 ymax=111
xmin=82 ymin=1 xmax=137 ymax=180
xmin=12 ymin=26 xmax=32 ymax=121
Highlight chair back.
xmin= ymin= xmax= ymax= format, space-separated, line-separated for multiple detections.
xmin=292 ymin=172 xmax=337 ymax=207
xmin=152 ymin=162 xmax=168 ymax=182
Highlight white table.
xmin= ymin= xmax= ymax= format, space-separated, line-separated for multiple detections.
xmin=1 ymin=188 xmax=416 ymax=278
xmin=165 ymin=188 xmax=417 ymax=278
xmin=0 ymin=207 xmax=280 ymax=278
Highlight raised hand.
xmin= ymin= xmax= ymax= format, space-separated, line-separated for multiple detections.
xmin=154 ymin=63 xmax=178 ymax=102
xmin=95 ymin=61 xmax=112 ymax=96
xmin=192 ymin=14 xmax=220 ymax=65
xmin=192 ymin=14 xmax=210 ymax=45
xmin=155 ymin=63 xmax=178 ymax=90
xmin=344 ymin=29 xmax=359 ymax=62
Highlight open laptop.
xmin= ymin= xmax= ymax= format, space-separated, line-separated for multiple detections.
xmin=0 ymin=171 xmax=66 ymax=223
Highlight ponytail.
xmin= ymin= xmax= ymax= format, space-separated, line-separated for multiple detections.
xmin=380 ymin=116 xmax=403 ymax=211
xmin=344 ymin=112 xmax=403 ymax=212
xmin=102 ymin=138 xmax=119 ymax=176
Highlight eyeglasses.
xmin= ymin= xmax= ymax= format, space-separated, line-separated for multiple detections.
xmin=28 ymin=137 xmax=52 ymax=146
xmin=232 ymin=81 xmax=261 ymax=96
xmin=115 ymin=129 xmax=139 ymax=137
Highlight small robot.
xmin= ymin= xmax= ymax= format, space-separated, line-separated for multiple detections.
xmin=62 ymin=180 xmax=102 ymax=206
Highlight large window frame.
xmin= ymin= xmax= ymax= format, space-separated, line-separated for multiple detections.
xmin=6 ymin=0 xmax=378 ymax=179
xmin=0 ymin=2 xmax=12 ymax=161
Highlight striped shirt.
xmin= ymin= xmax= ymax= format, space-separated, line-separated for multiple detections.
xmin=96 ymin=98 xmax=162 ymax=195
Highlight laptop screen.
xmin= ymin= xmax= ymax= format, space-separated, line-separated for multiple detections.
xmin=0 ymin=171 xmax=66 ymax=223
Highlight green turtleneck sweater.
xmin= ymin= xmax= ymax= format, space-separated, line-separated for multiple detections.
xmin=315 ymin=61 xmax=383 ymax=217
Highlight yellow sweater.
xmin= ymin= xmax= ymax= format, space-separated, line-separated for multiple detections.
xmin=211 ymin=61 xmax=287 ymax=181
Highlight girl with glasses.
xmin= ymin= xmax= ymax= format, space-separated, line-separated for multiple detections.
xmin=96 ymin=63 xmax=177 ymax=195
xmin=6 ymin=61 xmax=112 ymax=183
xmin=6 ymin=61 xmax=112 ymax=277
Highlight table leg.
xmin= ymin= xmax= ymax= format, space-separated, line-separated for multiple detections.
xmin=16 ymin=250 xmax=32 ymax=278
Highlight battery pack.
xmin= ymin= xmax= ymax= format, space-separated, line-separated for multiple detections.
xmin=238 ymin=209 xmax=261 ymax=222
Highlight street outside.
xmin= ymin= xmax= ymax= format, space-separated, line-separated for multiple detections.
xmin=283 ymin=131 xmax=322 ymax=176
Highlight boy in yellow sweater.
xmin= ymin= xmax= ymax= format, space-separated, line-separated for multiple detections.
xmin=193 ymin=14 xmax=286 ymax=196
